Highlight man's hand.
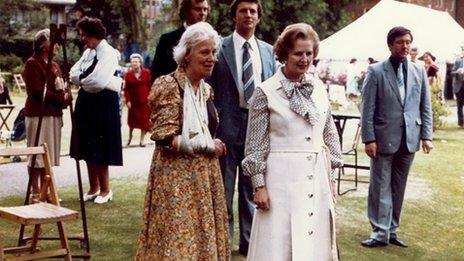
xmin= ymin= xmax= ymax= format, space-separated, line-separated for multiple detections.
xmin=422 ymin=140 xmax=433 ymax=154
xmin=365 ymin=142 xmax=378 ymax=159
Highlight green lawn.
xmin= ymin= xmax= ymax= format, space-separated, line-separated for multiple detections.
xmin=1 ymin=126 xmax=463 ymax=260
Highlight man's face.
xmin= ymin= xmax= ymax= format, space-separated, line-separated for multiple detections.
xmin=388 ymin=34 xmax=411 ymax=59
xmin=234 ymin=2 xmax=260 ymax=33
xmin=409 ymin=49 xmax=418 ymax=61
xmin=185 ymin=0 xmax=209 ymax=25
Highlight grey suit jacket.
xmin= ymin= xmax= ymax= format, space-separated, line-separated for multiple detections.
xmin=207 ymin=35 xmax=277 ymax=145
xmin=451 ymin=58 xmax=464 ymax=94
xmin=361 ymin=59 xmax=433 ymax=154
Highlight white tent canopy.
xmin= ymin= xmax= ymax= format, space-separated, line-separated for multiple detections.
xmin=318 ymin=0 xmax=464 ymax=62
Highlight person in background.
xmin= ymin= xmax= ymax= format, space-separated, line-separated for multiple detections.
xmin=70 ymin=17 xmax=123 ymax=204
xmin=150 ymin=0 xmax=209 ymax=82
xmin=360 ymin=26 xmax=433 ymax=248
xmin=243 ymin=23 xmax=342 ymax=260
xmin=124 ymin=53 xmax=151 ymax=147
xmin=346 ymin=58 xmax=361 ymax=99
xmin=206 ymin=0 xmax=278 ymax=255
xmin=0 ymin=70 xmax=12 ymax=105
xmin=136 ymin=22 xmax=230 ymax=260
xmin=22 ymin=29 xmax=71 ymax=203
xmin=451 ymin=50 xmax=464 ymax=127
xmin=419 ymin=51 xmax=439 ymax=82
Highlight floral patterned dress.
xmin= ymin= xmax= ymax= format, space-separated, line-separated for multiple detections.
xmin=136 ymin=68 xmax=230 ymax=260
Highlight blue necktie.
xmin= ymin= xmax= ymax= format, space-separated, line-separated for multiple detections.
xmin=242 ymin=42 xmax=255 ymax=102
xmin=397 ymin=62 xmax=405 ymax=105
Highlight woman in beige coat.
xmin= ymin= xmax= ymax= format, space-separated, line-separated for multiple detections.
xmin=242 ymin=23 xmax=343 ymax=260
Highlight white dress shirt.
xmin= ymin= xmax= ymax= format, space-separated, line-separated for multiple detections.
xmin=70 ymin=39 xmax=122 ymax=93
xmin=233 ymin=31 xmax=262 ymax=108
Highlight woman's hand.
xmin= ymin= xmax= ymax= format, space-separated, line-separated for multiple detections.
xmin=253 ymin=187 xmax=270 ymax=211
xmin=213 ymin=139 xmax=226 ymax=157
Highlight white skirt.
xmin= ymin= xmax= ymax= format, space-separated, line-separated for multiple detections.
xmin=247 ymin=149 xmax=337 ymax=261
xmin=26 ymin=116 xmax=63 ymax=168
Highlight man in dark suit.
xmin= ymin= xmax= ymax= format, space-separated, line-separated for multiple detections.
xmin=150 ymin=0 xmax=209 ymax=82
xmin=360 ymin=26 xmax=433 ymax=248
xmin=207 ymin=0 xmax=277 ymax=256
xmin=451 ymin=51 xmax=464 ymax=127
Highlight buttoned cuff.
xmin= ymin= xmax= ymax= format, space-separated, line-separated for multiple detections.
xmin=251 ymin=174 xmax=265 ymax=190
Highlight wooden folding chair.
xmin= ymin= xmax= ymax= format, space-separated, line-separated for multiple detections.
xmin=12 ymin=75 xmax=25 ymax=94
xmin=0 ymin=144 xmax=78 ymax=260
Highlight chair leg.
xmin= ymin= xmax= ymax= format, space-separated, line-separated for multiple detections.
xmin=56 ymin=222 xmax=72 ymax=261
xmin=30 ymin=224 xmax=41 ymax=253
xmin=1 ymin=237 xmax=4 ymax=261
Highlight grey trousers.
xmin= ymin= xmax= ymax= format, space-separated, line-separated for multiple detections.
xmin=367 ymin=144 xmax=415 ymax=243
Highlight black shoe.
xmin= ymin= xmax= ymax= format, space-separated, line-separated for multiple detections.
xmin=361 ymin=238 xmax=388 ymax=248
xmin=389 ymin=237 xmax=408 ymax=248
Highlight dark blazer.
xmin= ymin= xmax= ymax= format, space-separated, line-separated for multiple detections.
xmin=150 ymin=26 xmax=185 ymax=83
xmin=207 ymin=35 xmax=277 ymax=145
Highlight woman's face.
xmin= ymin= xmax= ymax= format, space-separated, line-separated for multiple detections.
xmin=130 ymin=57 xmax=142 ymax=71
xmin=184 ymin=38 xmax=217 ymax=80
xmin=42 ymin=40 xmax=58 ymax=57
xmin=423 ymin=53 xmax=432 ymax=64
xmin=284 ymin=39 xmax=314 ymax=80
xmin=79 ymin=29 xmax=99 ymax=49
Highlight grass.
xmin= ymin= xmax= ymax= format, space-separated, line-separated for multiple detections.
xmin=1 ymin=128 xmax=463 ymax=260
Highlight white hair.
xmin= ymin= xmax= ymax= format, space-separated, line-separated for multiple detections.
xmin=33 ymin=29 xmax=50 ymax=53
xmin=129 ymin=53 xmax=144 ymax=65
xmin=173 ymin=22 xmax=220 ymax=66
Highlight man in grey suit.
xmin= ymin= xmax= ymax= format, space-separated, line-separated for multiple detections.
xmin=451 ymin=52 xmax=464 ymax=127
xmin=360 ymin=26 xmax=433 ymax=248
xmin=206 ymin=0 xmax=277 ymax=255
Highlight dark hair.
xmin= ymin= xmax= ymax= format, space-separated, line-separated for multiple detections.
xmin=349 ymin=58 xmax=357 ymax=64
xmin=76 ymin=16 xmax=106 ymax=40
xmin=274 ymin=23 xmax=319 ymax=63
xmin=230 ymin=0 xmax=262 ymax=19
xmin=419 ymin=51 xmax=436 ymax=62
xmin=179 ymin=0 xmax=208 ymax=21
xmin=387 ymin=26 xmax=413 ymax=46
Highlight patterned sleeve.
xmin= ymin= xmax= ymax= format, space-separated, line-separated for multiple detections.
xmin=149 ymin=76 xmax=182 ymax=141
xmin=323 ymin=108 xmax=343 ymax=180
xmin=242 ymin=87 xmax=270 ymax=190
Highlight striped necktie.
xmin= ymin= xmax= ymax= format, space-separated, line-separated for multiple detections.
xmin=242 ymin=41 xmax=254 ymax=102
xmin=397 ymin=62 xmax=405 ymax=105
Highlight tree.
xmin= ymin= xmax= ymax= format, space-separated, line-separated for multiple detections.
xmin=0 ymin=0 xmax=48 ymax=39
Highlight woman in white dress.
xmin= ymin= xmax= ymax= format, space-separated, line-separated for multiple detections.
xmin=242 ymin=23 xmax=343 ymax=261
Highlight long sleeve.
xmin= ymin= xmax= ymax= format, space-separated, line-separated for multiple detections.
xmin=69 ymin=49 xmax=88 ymax=85
xmin=23 ymin=60 xmax=64 ymax=106
xmin=123 ymin=72 xmax=132 ymax=103
xmin=242 ymin=87 xmax=270 ymax=190
xmin=361 ymin=65 xmax=378 ymax=143
xmin=323 ymin=109 xmax=344 ymax=174
xmin=419 ymin=66 xmax=433 ymax=140
xmin=80 ymin=48 xmax=120 ymax=93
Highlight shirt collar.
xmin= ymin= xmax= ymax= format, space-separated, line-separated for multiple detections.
xmin=233 ymin=31 xmax=257 ymax=51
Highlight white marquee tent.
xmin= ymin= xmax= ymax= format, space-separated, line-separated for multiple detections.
xmin=318 ymin=0 xmax=464 ymax=62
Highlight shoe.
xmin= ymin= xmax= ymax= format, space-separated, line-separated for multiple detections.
xmin=139 ymin=143 xmax=146 ymax=147
xmin=83 ymin=190 xmax=100 ymax=202
xmin=361 ymin=238 xmax=388 ymax=248
xmin=94 ymin=190 xmax=113 ymax=204
xmin=389 ymin=237 xmax=408 ymax=248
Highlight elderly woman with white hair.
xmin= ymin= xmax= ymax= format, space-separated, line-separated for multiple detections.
xmin=136 ymin=22 xmax=230 ymax=260
xmin=123 ymin=53 xmax=151 ymax=147
xmin=22 ymin=28 xmax=71 ymax=203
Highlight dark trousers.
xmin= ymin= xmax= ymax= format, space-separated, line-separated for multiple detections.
xmin=367 ymin=137 xmax=415 ymax=242
xmin=219 ymin=110 xmax=254 ymax=254
xmin=456 ymin=88 xmax=464 ymax=126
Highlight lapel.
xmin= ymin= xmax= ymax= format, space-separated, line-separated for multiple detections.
xmin=405 ymin=61 xmax=415 ymax=104
xmin=383 ymin=60 xmax=404 ymax=107
xmin=221 ymin=35 xmax=240 ymax=89
xmin=256 ymin=39 xmax=272 ymax=81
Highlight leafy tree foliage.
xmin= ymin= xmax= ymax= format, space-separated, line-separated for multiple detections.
xmin=0 ymin=0 xmax=48 ymax=39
